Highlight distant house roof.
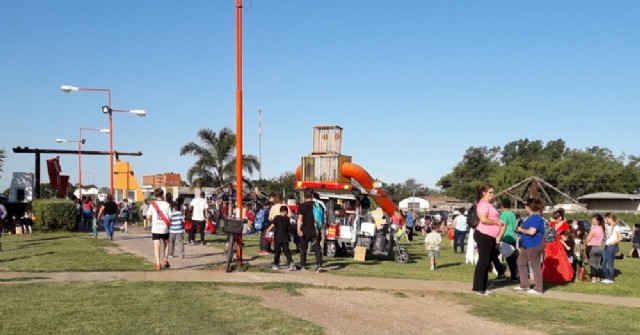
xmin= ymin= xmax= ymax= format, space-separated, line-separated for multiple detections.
xmin=423 ymin=196 xmax=465 ymax=203
xmin=577 ymin=192 xmax=640 ymax=200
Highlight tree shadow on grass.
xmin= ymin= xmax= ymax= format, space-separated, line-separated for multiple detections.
xmin=323 ymin=260 xmax=382 ymax=271
xmin=1 ymin=251 xmax=55 ymax=262
xmin=436 ymin=262 xmax=463 ymax=269
xmin=0 ymin=276 xmax=50 ymax=282
xmin=15 ymin=242 xmax=49 ymax=249
xmin=188 ymin=252 xmax=223 ymax=259
xmin=18 ymin=235 xmax=71 ymax=243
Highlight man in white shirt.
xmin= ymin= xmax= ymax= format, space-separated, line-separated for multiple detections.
xmin=189 ymin=192 xmax=209 ymax=245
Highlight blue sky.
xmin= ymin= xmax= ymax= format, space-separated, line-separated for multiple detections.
xmin=1 ymin=0 xmax=639 ymax=192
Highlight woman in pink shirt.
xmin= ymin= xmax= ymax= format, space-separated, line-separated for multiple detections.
xmin=585 ymin=214 xmax=605 ymax=283
xmin=472 ymin=184 xmax=506 ymax=296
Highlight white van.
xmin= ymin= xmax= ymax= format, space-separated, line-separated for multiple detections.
xmin=619 ymin=220 xmax=633 ymax=242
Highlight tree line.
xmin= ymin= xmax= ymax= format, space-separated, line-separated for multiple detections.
xmin=437 ymin=139 xmax=640 ymax=202
xmin=7 ymin=131 xmax=634 ymax=205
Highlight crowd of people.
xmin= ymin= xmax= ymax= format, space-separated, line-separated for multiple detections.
xmin=391 ymin=183 xmax=636 ymax=296
xmin=467 ymin=183 xmax=630 ymax=296
xmin=4 ymin=184 xmax=637 ymax=286
xmin=0 ymin=202 xmax=34 ymax=236
xmin=135 ymin=188 xmax=325 ymax=272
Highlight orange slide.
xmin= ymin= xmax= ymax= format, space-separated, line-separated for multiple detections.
xmin=341 ymin=162 xmax=398 ymax=217
xmin=295 ymin=163 xmax=398 ymax=217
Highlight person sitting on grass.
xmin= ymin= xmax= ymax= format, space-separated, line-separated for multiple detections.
xmin=21 ymin=205 xmax=34 ymax=235
xmin=424 ymin=226 xmax=442 ymax=271
xmin=268 ymin=205 xmax=296 ymax=271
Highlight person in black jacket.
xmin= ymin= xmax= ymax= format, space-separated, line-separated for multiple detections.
xmin=297 ymin=189 xmax=323 ymax=272
xmin=268 ymin=205 xmax=296 ymax=271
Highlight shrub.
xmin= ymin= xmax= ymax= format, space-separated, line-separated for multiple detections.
xmin=32 ymin=199 xmax=76 ymax=231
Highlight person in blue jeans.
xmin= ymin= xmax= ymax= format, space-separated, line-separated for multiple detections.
xmin=453 ymin=208 xmax=468 ymax=253
xmin=515 ymin=198 xmax=546 ymax=295
xmin=405 ymin=210 xmax=415 ymax=242
xmin=97 ymin=194 xmax=119 ymax=240
xmin=602 ymin=213 xmax=623 ymax=283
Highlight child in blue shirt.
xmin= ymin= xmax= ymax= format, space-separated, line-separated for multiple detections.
xmin=169 ymin=202 xmax=185 ymax=259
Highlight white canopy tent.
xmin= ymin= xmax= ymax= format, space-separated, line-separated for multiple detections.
xmin=399 ymin=197 xmax=430 ymax=211
xmin=73 ymin=187 xmax=100 ymax=199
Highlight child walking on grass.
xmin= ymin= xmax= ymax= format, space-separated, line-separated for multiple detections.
xmin=425 ymin=226 xmax=442 ymax=270
xmin=267 ymin=205 xmax=296 ymax=271
xmin=169 ymin=202 xmax=185 ymax=259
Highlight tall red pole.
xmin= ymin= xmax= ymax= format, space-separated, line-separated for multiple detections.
xmin=235 ymin=0 xmax=244 ymax=268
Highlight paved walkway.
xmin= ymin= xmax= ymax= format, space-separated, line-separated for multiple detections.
xmin=2 ymin=225 xmax=640 ymax=308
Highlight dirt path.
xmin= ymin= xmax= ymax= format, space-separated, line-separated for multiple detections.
xmin=223 ymin=286 xmax=546 ymax=335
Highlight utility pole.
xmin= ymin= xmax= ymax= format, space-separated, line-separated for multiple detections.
xmin=258 ymin=109 xmax=262 ymax=180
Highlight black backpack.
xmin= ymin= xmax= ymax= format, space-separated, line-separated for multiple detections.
xmin=467 ymin=205 xmax=480 ymax=229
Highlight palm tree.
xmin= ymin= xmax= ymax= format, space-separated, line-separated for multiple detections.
xmin=180 ymin=127 xmax=260 ymax=187
xmin=0 ymin=147 xmax=6 ymax=179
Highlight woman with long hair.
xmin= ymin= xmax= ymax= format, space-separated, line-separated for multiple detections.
xmin=602 ymin=213 xmax=622 ymax=283
xmin=515 ymin=198 xmax=546 ymax=295
xmin=82 ymin=196 xmax=94 ymax=230
xmin=97 ymin=194 xmax=118 ymax=240
xmin=472 ymin=184 xmax=506 ymax=296
xmin=585 ymin=214 xmax=605 ymax=283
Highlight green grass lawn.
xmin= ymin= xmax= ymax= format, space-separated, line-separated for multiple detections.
xmin=0 ymin=232 xmax=149 ymax=272
xmin=0 ymin=282 xmax=323 ymax=335
xmin=240 ymin=231 xmax=640 ymax=298
xmin=2 ymin=230 xmax=639 ymax=335
xmin=3 ymin=230 xmax=639 ymax=300
xmin=453 ymin=291 xmax=640 ymax=335
xmin=0 ymin=280 xmax=637 ymax=335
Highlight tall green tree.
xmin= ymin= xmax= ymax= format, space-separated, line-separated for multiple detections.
xmin=437 ymin=146 xmax=500 ymax=201
xmin=438 ymin=139 xmax=640 ymax=202
xmin=381 ymin=178 xmax=437 ymax=203
xmin=257 ymin=172 xmax=298 ymax=201
xmin=180 ymin=128 xmax=260 ymax=187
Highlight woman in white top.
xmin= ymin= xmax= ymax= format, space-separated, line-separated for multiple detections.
xmin=146 ymin=188 xmax=172 ymax=270
xmin=602 ymin=213 xmax=623 ymax=283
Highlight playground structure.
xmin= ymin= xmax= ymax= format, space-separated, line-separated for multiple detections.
xmin=294 ymin=126 xmax=406 ymax=261
xmin=294 ymin=125 xmax=397 ymax=217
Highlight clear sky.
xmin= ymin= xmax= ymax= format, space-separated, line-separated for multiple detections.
xmin=1 ymin=0 xmax=639 ymax=192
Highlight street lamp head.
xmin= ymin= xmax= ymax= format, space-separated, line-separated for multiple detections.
xmin=102 ymin=105 xmax=111 ymax=114
xmin=55 ymin=139 xmax=66 ymax=143
xmin=60 ymin=85 xmax=79 ymax=92
xmin=99 ymin=128 xmax=110 ymax=133
xmin=129 ymin=109 xmax=146 ymax=117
